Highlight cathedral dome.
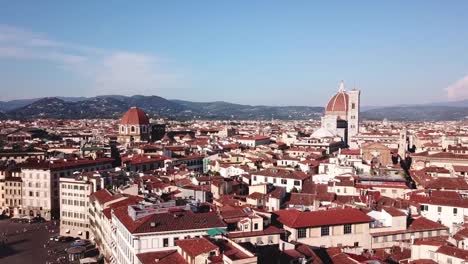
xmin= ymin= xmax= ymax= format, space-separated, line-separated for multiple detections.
xmin=325 ymin=81 xmax=348 ymax=113
xmin=120 ymin=107 xmax=150 ymax=125
xmin=326 ymin=91 xmax=349 ymax=113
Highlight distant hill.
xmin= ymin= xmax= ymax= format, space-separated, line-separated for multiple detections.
xmin=425 ymin=99 xmax=468 ymax=108
xmin=7 ymin=97 xmax=128 ymax=119
xmin=0 ymin=98 xmax=41 ymax=112
xmin=172 ymin=100 xmax=323 ymax=120
xmin=361 ymin=106 xmax=468 ymax=121
xmin=3 ymin=95 xmax=468 ymax=121
xmin=3 ymin=96 xmax=324 ymax=120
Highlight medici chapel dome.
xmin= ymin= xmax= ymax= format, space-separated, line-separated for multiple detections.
xmin=120 ymin=107 xmax=150 ymax=125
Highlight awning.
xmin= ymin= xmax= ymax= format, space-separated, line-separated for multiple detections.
xmin=207 ymin=228 xmax=227 ymax=236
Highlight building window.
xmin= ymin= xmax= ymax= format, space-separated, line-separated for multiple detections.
xmin=448 ymin=257 xmax=452 ymax=264
xmin=437 ymin=207 xmax=442 ymax=213
xmin=281 ymin=179 xmax=287 ymax=185
xmin=454 ymin=208 xmax=458 ymax=215
xmin=420 ymin=205 xmax=428 ymax=211
xmin=352 ymin=103 xmax=355 ymax=109
xmin=321 ymin=226 xmax=330 ymax=236
xmin=163 ymin=238 xmax=168 ymax=247
xmin=354 ymin=242 xmax=359 ymax=247
xmin=254 ymin=223 xmax=259 ymax=230
xmin=294 ymin=180 xmax=300 ymax=186
xmin=344 ymin=224 xmax=352 ymax=234
xmin=298 ymin=228 xmax=307 ymax=239
xmin=131 ymin=126 xmax=135 ymax=133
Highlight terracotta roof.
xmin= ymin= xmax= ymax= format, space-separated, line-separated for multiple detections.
xmin=20 ymin=158 xmax=114 ymax=170
xmin=382 ymin=206 xmax=406 ymax=217
xmin=113 ymin=207 xmax=226 ymax=234
xmin=274 ymin=208 xmax=372 ymax=228
xmin=425 ymin=177 xmax=468 ymax=190
xmin=414 ymin=195 xmax=468 ymax=208
xmin=340 ymin=149 xmax=361 ymax=156
xmin=454 ymin=228 xmax=468 ymax=240
xmin=326 ymin=91 xmax=349 ymax=113
xmin=121 ymin=154 xmax=168 ymax=165
xmin=120 ymin=107 xmax=150 ymax=125
xmin=436 ymin=245 xmax=468 ymax=261
xmin=176 ymin=237 xmax=218 ymax=258
xmin=454 ymin=166 xmax=468 ymax=173
xmin=136 ymin=250 xmax=185 ymax=264
xmin=288 ymin=193 xmax=316 ymax=206
xmin=407 ymin=217 xmax=448 ymax=232
xmin=246 ymin=192 xmax=264 ymax=200
xmin=90 ymin=189 xmax=115 ymax=205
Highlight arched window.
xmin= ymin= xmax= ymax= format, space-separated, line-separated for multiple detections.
xmin=131 ymin=126 xmax=135 ymax=133
xmin=121 ymin=126 xmax=125 ymax=132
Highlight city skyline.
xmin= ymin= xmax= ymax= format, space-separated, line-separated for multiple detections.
xmin=1 ymin=1 xmax=468 ymax=106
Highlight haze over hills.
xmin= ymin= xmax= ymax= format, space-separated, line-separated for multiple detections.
xmin=1 ymin=95 xmax=468 ymax=121
xmin=0 ymin=96 xmax=323 ymax=120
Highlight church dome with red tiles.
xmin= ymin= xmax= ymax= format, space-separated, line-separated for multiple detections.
xmin=325 ymin=81 xmax=349 ymax=114
xmin=120 ymin=107 xmax=150 ymax=125
xmin=325 ymin=91 xmax=349 ymax=113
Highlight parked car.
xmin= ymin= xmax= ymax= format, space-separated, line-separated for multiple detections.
xmin=59 ymin=236 xmax=75 ymax=243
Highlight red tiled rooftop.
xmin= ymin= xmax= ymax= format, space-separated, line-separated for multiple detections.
xmin=436 ymin=245 xmax=468 ymax=260
xmin=382 ymin=206 xmax=406 ymax=217
xmin=288 ymin=193 xmax=316 ymax=206
xmin=90 ymin=189 xmax=115 ymax=205
xmin=176 ymin=237 xmax=218 ymax=258
xmin=136 ymin=250 xmax=185 ymax=264
xmin=274 ymin=208 xmax=372 ymax=228
xmin=20 ymin=157 xmax=114 ymax=170
xmin=120 ymin=107 xmax=150 ymax=125
xmin=113 ymin=207 xmax=226 ymax=234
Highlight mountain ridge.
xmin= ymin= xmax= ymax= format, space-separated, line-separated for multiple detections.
xmin=2 ymin=95 xmax=468 ymax=121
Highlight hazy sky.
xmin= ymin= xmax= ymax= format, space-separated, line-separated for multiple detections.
xmin=1 ymin=1 xmax=468 ymax=106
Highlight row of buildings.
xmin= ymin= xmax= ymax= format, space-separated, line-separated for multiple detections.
xmin=2 ymin=82 xmax=468 ymax=263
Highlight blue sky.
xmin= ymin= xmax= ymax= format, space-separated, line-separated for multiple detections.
xmin=1 ymin=1 xmax=468 ymax=106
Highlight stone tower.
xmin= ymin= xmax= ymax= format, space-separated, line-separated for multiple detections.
xmin=398 ymin=127 xmax=408 ymax=157
xmin=347 ymin=88 xmax=360 ymax=144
